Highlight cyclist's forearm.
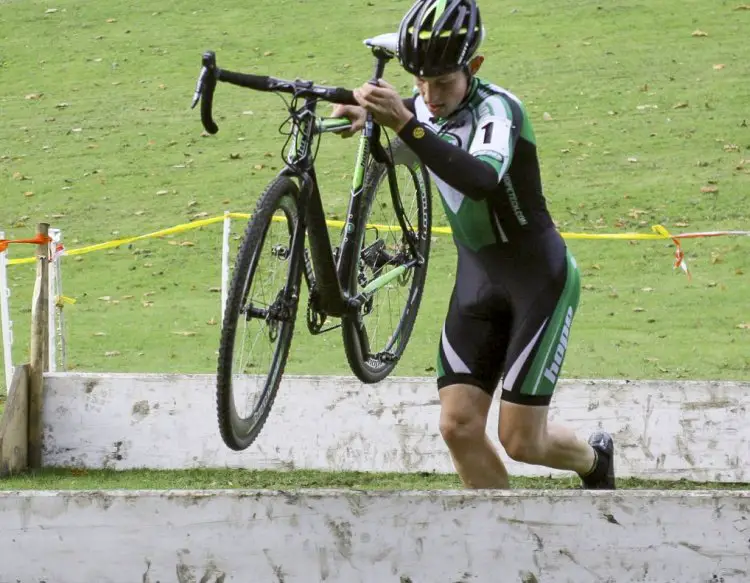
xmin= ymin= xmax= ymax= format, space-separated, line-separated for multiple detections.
xmin=397 ymin=117 xmax=498 ymax=200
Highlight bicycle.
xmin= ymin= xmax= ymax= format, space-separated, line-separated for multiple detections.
xmin=190 ymin=33 xmax=433 ymax=451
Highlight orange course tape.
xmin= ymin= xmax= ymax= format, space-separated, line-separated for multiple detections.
xmin=0 ymin=234 xmax=52 ymax=253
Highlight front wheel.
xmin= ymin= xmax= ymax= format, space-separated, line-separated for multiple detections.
xmin=342 ymin=137 xmax=432 ymax=383
xmin=216 ymin=175 xmax=303 ymax=451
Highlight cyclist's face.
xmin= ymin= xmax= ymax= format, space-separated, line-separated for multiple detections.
xmin=415 ymin=70 xmax=468 ymax=119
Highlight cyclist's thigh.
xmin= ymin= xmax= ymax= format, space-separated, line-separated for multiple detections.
xmin=437 ymin=285 xmax=511 ymax=397
xmin=500 ymin=249 xmax=581 ymax=407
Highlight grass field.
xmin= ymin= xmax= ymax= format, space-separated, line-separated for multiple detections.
xmin=1 ymin=1 xmax=749 ymax=488
xmin=2 ymin=467 xmax=750 ymax=491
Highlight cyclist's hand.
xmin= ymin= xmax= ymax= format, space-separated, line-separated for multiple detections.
xmin=330 ymin=104 xmax=366 ymax=138
xmin=354 ymin=79 xmax=413 ymax=133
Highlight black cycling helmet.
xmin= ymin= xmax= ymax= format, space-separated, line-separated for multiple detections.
xmin=397 ymin=0 xmax=485 ymax=77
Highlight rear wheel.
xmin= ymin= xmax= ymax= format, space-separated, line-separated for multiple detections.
xmin=342 ymin=138 xmax=432 ymax=383
xmin=216 ymin=176 xmax=303 ymax=451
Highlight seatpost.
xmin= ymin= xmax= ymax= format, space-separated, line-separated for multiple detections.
xmin=363 ymin=51 xmax=391 ymax=139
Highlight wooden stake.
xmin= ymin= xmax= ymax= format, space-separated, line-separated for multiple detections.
xmin=28 ymin=223 xmax=49 ymax=469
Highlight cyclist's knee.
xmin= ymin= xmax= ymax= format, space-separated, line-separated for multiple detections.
xmin=438 ymin=383 xmax=491 ymax=447
xmin=498 ymin=402 xmax=547 ymax=464
xmin=500 ymin=433 xmax=545 ymax=464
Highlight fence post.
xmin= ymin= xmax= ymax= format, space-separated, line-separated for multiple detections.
xmin=0 ymin=231 xmax=13 ymax=395
xmin=47 ymin=229 xmax=59 ymax=373
xmin=28 ymin=222 xmax=50 ymax=469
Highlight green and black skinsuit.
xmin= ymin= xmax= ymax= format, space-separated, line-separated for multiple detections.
xmin=399 ymin=77 xmax=581 ymax=406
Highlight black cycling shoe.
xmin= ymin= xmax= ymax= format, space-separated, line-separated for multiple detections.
xmin=580 ymin=431 xmax=616 ymax=490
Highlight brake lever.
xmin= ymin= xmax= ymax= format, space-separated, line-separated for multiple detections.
xmin=190 ymin=66 xmax=209 ymax=109
xmin=190 ymin=51 xmax=218 ymax=109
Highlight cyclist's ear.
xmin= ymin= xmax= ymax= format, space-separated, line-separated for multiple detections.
xmin=468 ymin=55 xmax=484 ymax=75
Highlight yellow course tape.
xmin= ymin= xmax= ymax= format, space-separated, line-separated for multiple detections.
xmin=6 ymin=214 xmax=679 ymax=266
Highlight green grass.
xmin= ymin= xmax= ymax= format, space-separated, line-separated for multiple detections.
xmin=1 ymin=1 xmax=749 ymax=489
xmin=2 ymin=0 xmax=749 ymax=387
xmin=1 ymin=468 xmax=748 ymax=491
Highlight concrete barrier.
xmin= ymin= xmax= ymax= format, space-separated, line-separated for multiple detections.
xmin=0 ymin=489 xmax=748 ymax=583
xmin=41 ymin=373 xmax=750 ymax=481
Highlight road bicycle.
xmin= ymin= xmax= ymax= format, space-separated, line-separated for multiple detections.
xmin=191 ymin=33 xmax=433 ymax=451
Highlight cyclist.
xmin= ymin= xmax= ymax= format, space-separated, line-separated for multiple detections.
xmin=332 ymin=0 xmax=615 ymax=490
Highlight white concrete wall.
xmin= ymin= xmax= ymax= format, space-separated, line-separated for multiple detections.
xmin=0 ymin=489 xmax=748 ymax=583
xmin=41 ymin=373 xmax=750 ymax=481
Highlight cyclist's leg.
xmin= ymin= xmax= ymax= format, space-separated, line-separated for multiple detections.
xmin=497 ymin=250 xmax=615 ymax=488
xmin=436 ymin=287 xmax=510 ymax=489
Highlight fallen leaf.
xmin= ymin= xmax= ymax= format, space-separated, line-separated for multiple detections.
xmin=156 ymin=189 xmax=169 ymax=195
xmin=172 ymin=331 xmax=196 ymax=337
xmin=674 ymin=221 xmax=689 ymax=227
xmin=207 ymin=318 xmax=217 ymax=326
xmin=106 ymin=18 xmax=117 ymax=23
xmin=253 ymin=164 xmax=265 ymax=170
xmin=45 ymin=8 xmax=58 ymax=13
xmin=209 ymin=287 xmax=221 ymax=293
xmin=673 ymin=102 xmax=689 ymax=109
xmin=229 ymin=153 xmax=241 ymax=159
xmin=23 ymin=191 xmax=34 ymax=197
xmin=701 ymin=185 xmax=719 ymax=193
xmin=121 ymin=295 xmax=134 ymax=300
xmin=633 ymin=307 xmax=646 ymax=312
xmin=192 ymin=212 xmax=209 ymax=219
xmin=98 ymin=296 xmax=112 ymax=301
xmin=737 ymin=323 xmax=750 ymax=329
xmin=263 ymin=51 xmax=273 ymax=57
xmin=627 ymin=157 xmax=638 ymax=163
xmin=691 ymin=30 xmax=708 ymax=37
xmin=104 ymin=351 xmax=121 ymax=357
xmin=142 ymin=301 xmax=154 ymax=307
xmin=542 ymin=112 xmax=553 ymax=121
xmin=723 ymin=144 xmax=739 ymax=152
xmin=179 ymin=241 xmax=195 ymax=247
xmin=713 ymin=64 xmax=725 ymax=70
xmin=25 ymin=93 xmax=42 ymax=100
xmin=641 ymin=287 xmax=654 ymax=292
xmin=736 ymin=268 xmax=745 ymax=275
xmin=711 ymin=253 xmax=723 ymax=264
xmin=734 ymin=4 xmax=750 ymax=10
xmin=93 ymin=332 xmax=107 ymax=337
